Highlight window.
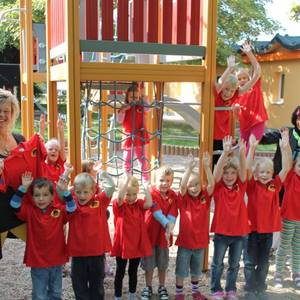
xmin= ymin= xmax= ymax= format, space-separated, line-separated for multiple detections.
xmin=271 ymin=72 xmax=285 ymax=105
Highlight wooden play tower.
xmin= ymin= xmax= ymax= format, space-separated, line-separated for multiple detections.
xmin=19 ymin=0 xmax=217 ymax=176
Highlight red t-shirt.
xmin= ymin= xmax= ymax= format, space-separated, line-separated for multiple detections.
xmin=67 ymin=191 xmax=112 ymax=257
xmin=211 ymin=178 xmax=249 ymax=236
xmin=1 ymin=134 xmax=46 ymax=191
xmin=175 ymin=190 xmax=211 ymax=249
xmin=111 ymin=199 xmax=152 ymax=259
xmin=122 ymin=105 xmax=149 ymax=149
xmin=235 ymin=79 xmax=268 ymax=132
xmin=16 ymin=199 xmax=68 ymax=268
xmin=145 ymin=187 xmax=178 ymax=248
xmin=281 ymin=170 xmax=300 ymax=221
xmin=213 ymin=86 xmax=239 ymax=140
xmin=42 ymin=156 xmax=65 ymax=184
xmin=247 ymin=176 xmax=282 ymax=233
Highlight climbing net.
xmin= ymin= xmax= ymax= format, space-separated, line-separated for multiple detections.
xmin=81 ymin=81 xmax=164 ymax=180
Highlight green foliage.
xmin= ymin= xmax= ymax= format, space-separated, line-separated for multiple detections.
xmin=291 ymin=4 xmax=300 ymax=21
xmin=217 ymin=0 xmax=279 ymax=65
xmin=0 ymin=0 xmax=45 ymax=52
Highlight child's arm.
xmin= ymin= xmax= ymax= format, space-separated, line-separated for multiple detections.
xmin=215 ymin=55 xmax=237 ymax=93
xmin=99 ymin=170 xmax=115 ymax=198
xmin=10 ymin=172 xmax=33 ymax=210
xmin=57 ymin=116 xmax=66 ymax=162
xmin=238 ymin=139 xmax=247 ymax=183
xmin=179 ymin=155 xmax=196 ymax=196
xmin=143 ymin=183 xmax=152 ymax=209
xmin=56 ymin=176 xmax=77 ymax=213
xmin=278 ymin=129 xmax=292 ymax=182
xmin=203 ymin=152 xmax=215 ymax=196
xmin=117 ymin=174 xmax=130 ymax=207
xmin=247 ymin=134 xmax=259 ymax=180
xmin=213 ymin=136 xmax=232 ymax=183
xmin=56 ymin=162 xmax=74 ymax=200
xmin=39 ymin=113 xmax=45 ymax=137
xmin=239 ymin=42 xmax=261 ymax=95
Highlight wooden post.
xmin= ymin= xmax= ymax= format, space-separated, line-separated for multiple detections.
xmin=66 ymin=0 xmax=82 ymax=175
xmin=101 ymin=90 xmax=108 ymax=171
xmin=201 ymin=0 xmax=218 ymax=271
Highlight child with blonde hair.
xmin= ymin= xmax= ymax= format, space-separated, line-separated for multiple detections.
xmin=275 ymin=153 xmax=300 ymax=288
xmin=244 ymin=132 xmax=290 ymax=300
xmin=67 ymin=171 xmax=115 ymax=300
xmin=213 ymin=42 xmax=260 ymax=166
xmin=141 ymin=166 xmax=177 ymax=300
xmin=210 ymin=136 xmax=249 ymax=300
xmin=175 ymin=153 xmax=214 ymax=300
xmin=112 ymin=174 xmax=152 ymax=300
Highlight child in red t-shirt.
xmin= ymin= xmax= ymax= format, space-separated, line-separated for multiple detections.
xmin=235 ymin=44 xmax=268 ymax=152
xmin=175 ymin=153 xmax=214 ymax=300
xmin=210 ymin=136 xmax=249 ymax=300
xmin=67 ymin=171 xmax=115 ymax=300
xmin=117 ymin=82 xmax=150 ymax=182
xmin=141 ymin=166 xmax=177 ymax=300
xmin=10 ymin=172 xmax=76 ymax=300
xmin=213 ymin=42 xmax=261 ymax=167
xmin=112 ymin=174 xmax=152 ymax=300
xmin=40 ymin=115 xmax=66 ymax=184
xmin=244 ymin=132 xmax=290 ymax=299
xmin=275 ymin=150 xmax=300 ymax=288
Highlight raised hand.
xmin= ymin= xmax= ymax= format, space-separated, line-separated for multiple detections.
xmin=57 ymin=115 xmax=64 ymax=131
xmin=92 ymin=160 xmax=102 ymax=174
xmin=202 ymin=152 xmax=211 ymax=168
xmin=227 ymin=55 xmax=237 ymax=69
xmin=21 ymin=172 xmax=33 ymax=190
xmin=57 ymin=176 xmax=69 ymax=192
xmin=241 ymin=41 xmax=252 ymax=54
xmin=63 ymin=162 xmax=74 ymax=176
xmin=223 ymin=136 xmax=232 ymax=153
xmin=239 ymin=139 xmax=246 ymax=156
xmin=249 ymin=134 xmax=259 ymax=149
xmin=279 ymin=129 xmax=289 ymax=149
xmin=186 ymin=154 xmax=196 ymax=170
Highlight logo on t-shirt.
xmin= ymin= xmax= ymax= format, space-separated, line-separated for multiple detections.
xmin=267 ymin=183 xmax=275 ymax=192
xmin=51 ymin=209 xmax=61 ymax=218
xmin=31 ymin=148 xmax=37 ymax=157
xmin=200 ymin=195 xmax=206 ymax=204
xmin=89 ymin=200 xmax=99 ymax=208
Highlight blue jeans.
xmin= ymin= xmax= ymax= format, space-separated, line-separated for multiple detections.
xmin=210 ymin=234 xmax=244 ymax=293
xmin=31 ymin=265 xmax=62 ymax=300
xmin=243 ymin=232 xmax=272 ymax=292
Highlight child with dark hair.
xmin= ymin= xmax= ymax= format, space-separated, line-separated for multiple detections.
xmin=10 ymin=173 xmax=76 ymax=300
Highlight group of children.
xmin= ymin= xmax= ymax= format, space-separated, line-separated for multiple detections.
xmin=2 ymin=43 xmax=300 ymax=300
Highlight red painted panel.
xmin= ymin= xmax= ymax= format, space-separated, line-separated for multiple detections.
xmin=50 ymin=0 xmax=65 ymax=48
xmin=85 ymin=0 xmax=98 ymax=40
xmin=190 ymin=0 xmax=200 ymax=45
xmin=118 ymin=0 xmax=129 ymax=41
xmin=148 ymin=0 xmax=159 ymax=43
xmin=162 ymin=0 xmax=172 ymax=43
xmin=133 ymin=0 xmax=144 ymax=42
xmin=177 ymin=0 xmax=187 ymax=44
xmin=102 ymin=0 xmax=114 ymax=40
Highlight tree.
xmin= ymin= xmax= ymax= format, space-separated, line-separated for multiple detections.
xmin=217 ymin=0 xmax=279 ymax=64
xmin=0 ymin=0 xmax=45 ymax=52
xmin=291 ymin=3 xmax=300 ymax=21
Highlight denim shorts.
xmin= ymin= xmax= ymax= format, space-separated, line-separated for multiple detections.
xmin=141 ymin=246 xmax=169 ymax=271
xmin=175 ymin=247 xmax=204 ymax=278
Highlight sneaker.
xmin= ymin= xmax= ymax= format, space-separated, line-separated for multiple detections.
xmin=129 ymin=293 xmax=136 ymax=300
xmin=226 ymin=290 xmax=239 ymax=300
xmin=175 ymin=294 xmax=185 ymax=300
xmin=158 ymin=286 xmax=169 ymax=300
xmin=292 ymin=273 xmax=300 ymax=288
xmin=274 ymin=273 xmax=283 ymax=288
xmin=192 ymin=291 xmax=207 ymax=300
xmin=141 ymin=286 xmax=152 ymax=300
xmin=210 ymin=291 xmax=225 ymax=300
xmin=256 ymin=291 xmax=269 ymax=300
xmin=244 ymin=291 xmax=257 ymax=300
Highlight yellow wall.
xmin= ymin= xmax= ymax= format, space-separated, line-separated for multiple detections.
xmin=217 ymin=59 xmax=300 ymax=129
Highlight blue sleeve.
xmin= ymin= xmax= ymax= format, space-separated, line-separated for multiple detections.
xmin=153 ymin=210 xmax=169 ymax=228
xmin=63 ymin=191 xmax=76 ymax=213
xmin=167 ymin=214 xmax=176 ymax=224
xmin=10 ymin=186 xmax=26 ymax=209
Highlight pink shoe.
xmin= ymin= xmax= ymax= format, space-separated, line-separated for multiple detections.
xmin=210 ymin=291 xmax=225 ymax=300
xmin=226 ymin=290 xmax=239 ymax=300
xmin=192 ymin=291 xmax=207 ymax=300
xmin=175 ymin=294 xmax=185 ymax=300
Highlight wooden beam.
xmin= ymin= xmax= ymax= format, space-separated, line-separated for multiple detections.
xmin=80 ymin=62 xmax=206 ymax=82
